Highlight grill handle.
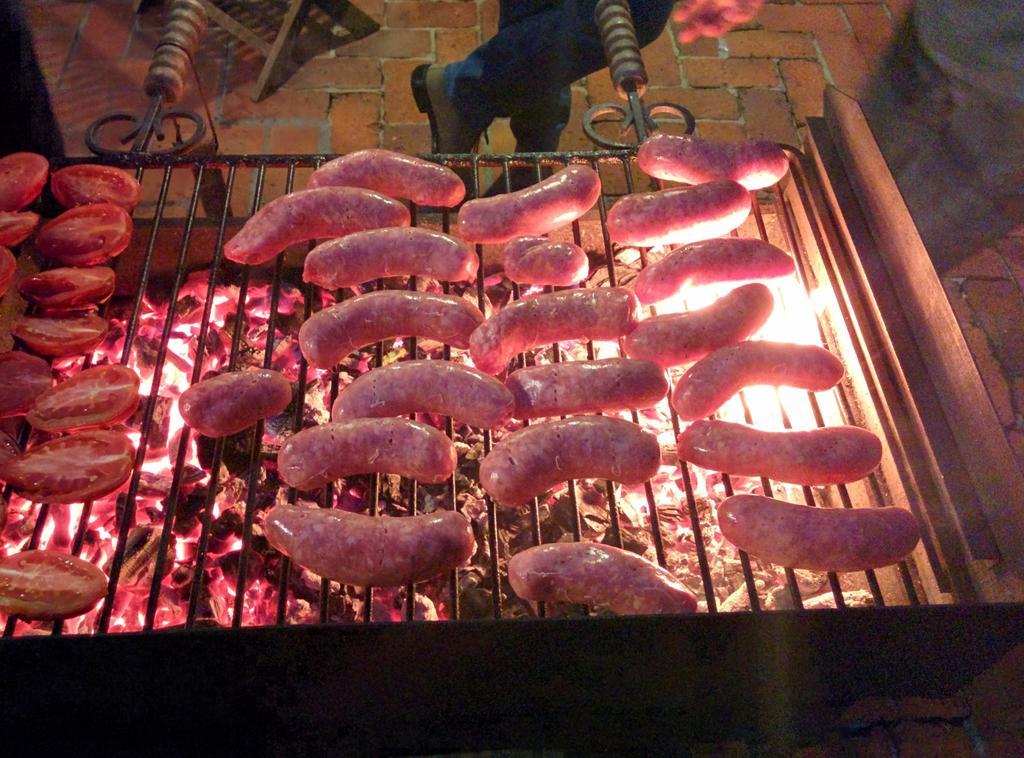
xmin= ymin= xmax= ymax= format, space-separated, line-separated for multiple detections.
xmin=145 ymin=0 xmax=208 ymax=104
xmin=594 ymin=0 xmax=648 ymax=99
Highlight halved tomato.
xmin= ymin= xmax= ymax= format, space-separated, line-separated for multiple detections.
xmin=0 ymin=429 xmax=135 ymax=504
xmin=11 ymin=314 xmax=108 ymax=356
xmin=0 ymin=245 xmax=14 ymax=296
xmin=0 ymin=152 xmax=48 ymax=211
xmin=18 ymin=266 xmax=116 ymax=309
xmin=0 ymin=210 xmax=40 ymax=246
xmin=0 ymin=550 xmax=108 ymax=620
xmin=35 ymin=203 xmax=132 ymax=266
xmin=0 ymin=351 xmax=52 ymax=418
xmin=51 ymin=164 xmax=142 ymax=211
xmin=27 ymin=364 xmax=140 ymax=432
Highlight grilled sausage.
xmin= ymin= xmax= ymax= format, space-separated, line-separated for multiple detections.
xmin=717 ymin=494 xmax=921 ymax=572
xmin=677 ymin=419 xmax=882 ymax=486
xmin=479 ymin=416 xmax=661 ymax=506
xmin=671 ymin=342 xmax=844 ymax=421
xmin=303 ymin=227 xmax=477 ymax=289
xmin=633 ymin=237 xmax=794 ymax=305
xmin=279 ymin=418 xmax=456 ymax=488
xmin=607 ymin=180 xmax=750 ymax=247
xmin=179 ymin=369 xmax=292 ymax=438
xmin=623 ymin=283 xmax=774 ymax=369
xmin=0 ymin=351 xmax=52 ymax=418
xmin=265 ymin=503 xmax=475 ymax=586
xmin=469 ymin=287 xmax=640 ymax=375
xmin=299 ymin=290 xmax=485 ymax=369
xmin=308 ymin=149 xmax=466 ymax=207
xmin=508 ymin=542 xmax=697 ymax=614
xmin=223 ymin=187 xmax=410 ymax=265
xmin=457 ymin=165 xmax=602 ymax=243
xmin=637 ymin=133 xmax=789 ymax=191
xmin=506 ymin=358 xmax=667 ymax=420
xmin=502 ymin=237 xmax=590 ymax=286
xmin=331 ymin=359 xmax=515 ymax=429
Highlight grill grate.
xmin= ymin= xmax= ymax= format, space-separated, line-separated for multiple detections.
xmin=0 ymin=150 xmax=926 ymax=637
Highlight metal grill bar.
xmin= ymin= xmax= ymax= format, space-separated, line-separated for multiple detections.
xmin=0 ymin=149 xmax=929 ymax=636
xmin=767 ymin=172 xmax=921 ymax=606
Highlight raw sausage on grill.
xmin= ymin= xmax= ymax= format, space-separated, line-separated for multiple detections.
xmin=502 ymin=236 xmax=590 ymax=286
xmin=331 ymin=359 xmax=515 ymax=429
xmin=717 ymin=494 xmax=921 ymax=572
xmin=278 ymin=418 xmax=457 ymax=489
xmin=671 ymin=341 xmax=844 ymax=421
xmin=303 ymin=227 xmax=477 ymax=289
xmin=299 ymin=290 xmax=485 ymax=369
xmin=479 ymin=415 xmax=661 ymax=506
xmin=457 ymin=165 xmax=602 ymax=243
xmin=308 ymin=148 xmax=466 ymax=207
xmin=633 ymin=237 xmax=794 ymax=305
xmin=223 ymin=187 xmax=410 ymax=265
xmin=506 ymin=358 xmax=667 ymax=420
xmin=469 ymin=287 xmax=640 ymax=375
xmin=623 ymin=283 xmax=774 ymax=369
xmin=265 ymin=503 xmax=475 ymax=587
xmin=637 ymin=133 xmax=789 ymax=190
xmin=508 ymin=542 xmax=697 ymax=614
xmin=607 ymin=180 xmax=750 ymax=247
xmin=179 ymin=369 xmax=293 ymax=438
xmin=677 ymin=419 xmax=882 ymax=486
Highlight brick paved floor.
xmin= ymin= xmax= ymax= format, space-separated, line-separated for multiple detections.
xmin=25 ymin=0 xmax=1024 ymax=495
xmin=32 ymin=0 xmax=909 ymax=156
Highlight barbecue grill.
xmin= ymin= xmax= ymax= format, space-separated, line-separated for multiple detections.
xmin=2 ymin=134 xmax=1024 ymax=752
xmin=6 ymin=2 xmax=1024 ymax=753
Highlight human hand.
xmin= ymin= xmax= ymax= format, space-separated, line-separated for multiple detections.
xmin=673 ymin=0 xmax=763 ymax=44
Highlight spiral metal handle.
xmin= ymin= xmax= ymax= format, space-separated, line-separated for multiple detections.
xmin=594 ymin=0 xmax=648 ymax=99
xmin=145 ymin=0 xmax=208 ymax=104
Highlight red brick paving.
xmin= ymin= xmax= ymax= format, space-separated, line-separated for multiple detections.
xmin=29 ymin=0 xmax=915 ymax=159
xmin=684 ymin=58 xmax=779 ymax=88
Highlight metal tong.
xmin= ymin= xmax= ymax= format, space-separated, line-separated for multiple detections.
xmin=584 ymin=0 xmax=694 ymax=147
xmin=86 ymin=0 xmax=211 ymax=156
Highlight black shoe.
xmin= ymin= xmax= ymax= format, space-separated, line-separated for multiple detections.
xmin=411 ymin=64 xmax=482 ymax=153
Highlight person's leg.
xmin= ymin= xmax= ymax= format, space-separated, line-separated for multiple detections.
xmin=446 ymin=0 xmax=674 ymax=142
xmin=0 ymin=0 xmax=65 ymax=157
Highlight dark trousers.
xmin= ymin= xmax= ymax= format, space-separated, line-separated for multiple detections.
xmin=0 ymin=0 xmax=65 ymax=157
xmin=443 ymin=0 xmax=675 ymax=151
